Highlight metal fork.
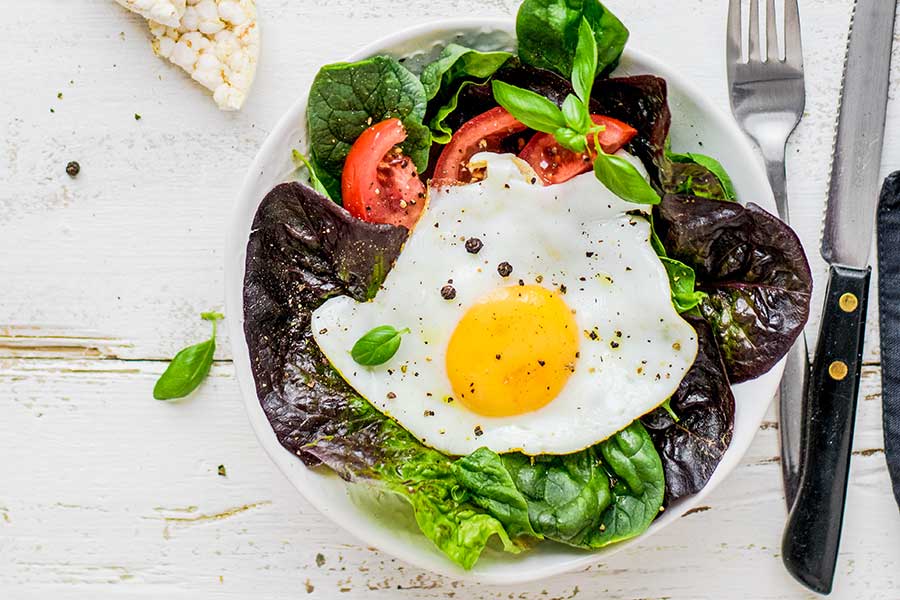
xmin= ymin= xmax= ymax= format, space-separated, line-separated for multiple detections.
xmin=726 ymin=0 xmax=808 ymax=509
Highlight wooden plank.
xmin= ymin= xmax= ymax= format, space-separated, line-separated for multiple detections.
xmin=0 ymin=360 xmax=895 ymax=599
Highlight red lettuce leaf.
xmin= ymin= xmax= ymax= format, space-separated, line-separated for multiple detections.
xmin=654 ymin=194 xmax=812 ymax=382
xmin=642 ymin=316 xmax=735 ymax=502
xmin=242 ymin=182 xmax=408 ymax=477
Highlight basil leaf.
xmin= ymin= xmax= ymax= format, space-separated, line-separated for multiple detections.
xmin=553 ymin=127 xmax=588 ymax=153
xmin=307 ymin=56 xmax=431 ymax=200
xmin=421 ymin=44 xmax=513 ymax=100
xmin=572 ymin=18 xmax=598 ymax=103
xmin=153 ymin=312 xmax=223 ymax=401
xmin=492 ymin=80 xmax=567 ymax=134
xmin=666 ymin=150 xmax=736 ymax=200
xmin=351 ymin=325 xmax=410 ymax=366
xmin=453 ymin=447 xmax=540 ymax=540
xmin=660 ymin=256 xmax=707 ymax=313
xmin=561 ymin=95 xmax=592 ymax=133
xmin=516 ymin=0 xmax=629 ymax=78
xmin=292 ymin=150 xmax=331 ymax=200
xmin=593 ymin=151 xmax=661 ymax=205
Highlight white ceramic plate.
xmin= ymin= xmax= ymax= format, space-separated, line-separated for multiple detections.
xmin=225 ymin=19 xmax=782 ymax=585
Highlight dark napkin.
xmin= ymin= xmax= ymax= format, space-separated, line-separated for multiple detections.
xmin=877 ymin=171 xmax=900 ymax=509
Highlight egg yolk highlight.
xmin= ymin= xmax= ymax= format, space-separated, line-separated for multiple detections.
xmin=445 ymin=285 xmax=580 ymax=417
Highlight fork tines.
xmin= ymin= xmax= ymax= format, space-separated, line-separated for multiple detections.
xmin=727 ymin=0 xmax=803 ymax=67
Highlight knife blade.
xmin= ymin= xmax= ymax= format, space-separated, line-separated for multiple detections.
xmin=782 ymin=0 xmax=897 ymax=594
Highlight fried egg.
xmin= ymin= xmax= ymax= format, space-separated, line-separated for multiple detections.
xmin=312 ymin=152 xmax=698 ymax=456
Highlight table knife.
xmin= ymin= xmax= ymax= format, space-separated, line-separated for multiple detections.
xmin=781 ymin=0 xmax=897 ymax=594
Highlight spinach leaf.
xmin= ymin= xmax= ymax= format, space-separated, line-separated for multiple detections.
xmin=153 ymin=312 xmax=223 ymax=400
xmin=453 ymin=448 xmax=539 ymax=540
xmin=351 ymin=325 xmax=409 ymax=366
xmin=587 ymin=421 xmax=665 ymax=547
xmin=243 ymin=181 xmax=519 ymax=569
xmin=307 ymin=56 xmax=431 ymax=200
xmin=292 ymin=150 xmax=331 ymax=200
xmin=501 ymin=448 xmax=612 ymax=547
xmin=660 ymin=256 xmax=706 ymax=313
xmin=516 ymin=0 xmax=628 ymax=79
xmin=476 ymin=422 xmax=664 ymax=549
xmin=666 ymin=150 xmax=736 ymax=201
xmin=642 ymin=316 xmax=735 ymax=502
xmin=421 ymin=44 xmax=513 ymax=101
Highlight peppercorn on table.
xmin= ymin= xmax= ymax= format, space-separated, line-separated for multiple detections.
xmin=2 ymin=1 xmax=899 ymax=598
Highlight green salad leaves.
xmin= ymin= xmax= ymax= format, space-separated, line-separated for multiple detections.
xmin=238 ymin=0 xmax=791 ymax=573
xmin=666 ymin=149 xmax=736 ymax=201
xmin=456 ymin=422 xmax=664 ymax=549
xmin=307 ymin=56 xmax=432 ymax=200
xmin=421 ymin=45 xmax=513 ymax=143
xmin=516 ymin=0 xmax=628 ymax=79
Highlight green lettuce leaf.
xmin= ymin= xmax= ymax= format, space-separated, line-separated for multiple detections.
xmin=377 ymin=432 xmax=523 ymax=568
xmin=421 ymin=44 xmax=513 ymax=100
xmin=516 ymin=0 xmax=628 ymax=79
xmin=660 ymin=256 xmax=707 ymax=313
xmin=421 ymin=45 xmax=513 ymax=143
xmin=307 ymin=56 xmax=431 ymax=201
xmin=665 ymin=150 xmax=736 ymax=201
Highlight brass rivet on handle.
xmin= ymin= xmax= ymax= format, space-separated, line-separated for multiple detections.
xmin=829 ymin=360 xmax=849 ymax=381
xmin=839 ymin=292 xmax=859 ymax=313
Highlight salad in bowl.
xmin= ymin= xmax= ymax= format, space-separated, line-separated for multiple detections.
xmin=232 ymin=0 xmax=812 ymax=580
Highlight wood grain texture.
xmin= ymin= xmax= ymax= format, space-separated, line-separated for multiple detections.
xmin=2 ymin=0 xmax=899 ymax=598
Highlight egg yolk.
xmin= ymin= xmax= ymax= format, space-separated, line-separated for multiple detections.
xmin=445 ymin=285 xmax=580 ymax=417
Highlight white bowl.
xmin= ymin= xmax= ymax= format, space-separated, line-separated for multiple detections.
xmin=225 ymin=18 xmax=782 ymax=585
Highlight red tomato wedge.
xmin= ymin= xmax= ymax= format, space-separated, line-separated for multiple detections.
xmin=432 ymin=107 xmax=528 ymax=186
xmin=342 ymin=118 xmax=427 ymax=229
xmin=519 ymin=115 xmax=638 ymax=185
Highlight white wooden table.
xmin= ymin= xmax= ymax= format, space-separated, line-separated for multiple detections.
xmin=2 ymin=1 xmax=899 ymax=598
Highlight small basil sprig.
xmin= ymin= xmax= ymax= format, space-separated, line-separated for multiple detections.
xmin=492 ymin=19 xmax=659 ymax=205
xmin=351 ymin=325 xmax=410 ymax=366
xmin=153 ymin=312 xmax=223 ymax=401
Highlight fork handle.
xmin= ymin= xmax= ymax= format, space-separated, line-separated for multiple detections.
xmin=758 ymin=138 xmax=790 ymax=222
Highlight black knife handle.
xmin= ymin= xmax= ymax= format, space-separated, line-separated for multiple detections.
xmin=782 ymin=264 xmax=870 ymax=595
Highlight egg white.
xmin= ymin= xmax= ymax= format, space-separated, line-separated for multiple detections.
xmin=312 ymin=152 xmax=698 ymax=456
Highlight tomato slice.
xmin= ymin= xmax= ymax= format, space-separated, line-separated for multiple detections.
xmin=518 ymin=115 xmax=638 ymax=185
xmin=432 ymin=107 xmax=529 ymax=186
xmin=342 ymin=118 xmax=427 ymax=229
